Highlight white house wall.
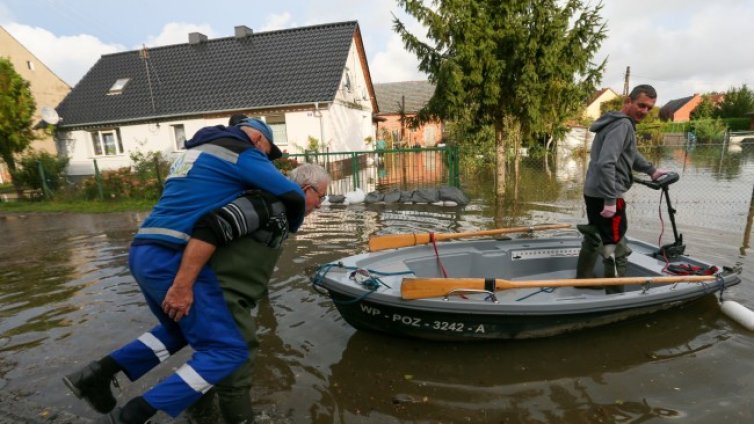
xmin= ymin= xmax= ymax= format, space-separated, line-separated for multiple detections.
xmin=284 ymin=109 xmax=330 ymax=153
xmin=63 ymin=117 xmax=228 ymax=176
xmin=330 ymin=39 xmax=374 ymax=152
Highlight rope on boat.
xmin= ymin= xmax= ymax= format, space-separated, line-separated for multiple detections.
xmin=310 ymin=262 xmax=413 ymax=305
xmin=516 ymin=287 xmax=556 ymax=301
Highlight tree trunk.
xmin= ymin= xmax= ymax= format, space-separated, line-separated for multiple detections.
xmin=495 ymin=119 xmax=506 ymax=197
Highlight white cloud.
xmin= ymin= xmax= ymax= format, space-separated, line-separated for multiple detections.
xmin=4 ymin=23 xmax=123 ymax=87
xmin=597 ymin=1 xmax=754 ymax=102
xmin=260 ymin=12 xmax=295 ymax=32
xmin=370 ymin=33 xmax=425 ymax=83
xmin=143 ymin=22 xmax=218 ymax=48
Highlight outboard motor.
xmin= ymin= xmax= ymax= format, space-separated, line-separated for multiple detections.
xmin=634 ymin=171 xmax=685 ymax=258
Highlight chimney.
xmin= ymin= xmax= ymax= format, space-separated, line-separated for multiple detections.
xmin=235 ymin=25 xmax=253 ymax=39
xmin=189 ymin=32 xmax=208 ymax=45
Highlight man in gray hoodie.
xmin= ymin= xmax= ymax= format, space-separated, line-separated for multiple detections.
xmin=576 ymin=84 xmax=669 ymax=288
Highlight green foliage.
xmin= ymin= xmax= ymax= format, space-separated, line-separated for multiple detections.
xmin=600 ymin=96 xmax=624 ymax=114
xmin=690 ymin=94 xmax=718 ymax=120
xmin=79 ymin=151 xmax=170 ymax=200
xmin=273 ymin=156 xmax=300 ymax=175
xmin=130 ymin=150 xmax=171 ymax=199
xmin=394 ymin=0 xmax=607 ymax=190
xmin=717 ymin=84 xmax=754 ymax=118
xmin=10 ymin=151 xmax=70 ymax=193
xmin=691 ymin=118 xmax=727 ymax=143
xmin=0 ymin=58 xmax=37 ymax=176
xmin=722 ymin=117 xmax=751 ymax=131
xmin=306 ymin=136 xmax=320 ymax=152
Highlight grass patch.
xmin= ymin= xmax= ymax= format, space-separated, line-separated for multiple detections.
xmin=0 ymin=199 xmax=155 ymax=213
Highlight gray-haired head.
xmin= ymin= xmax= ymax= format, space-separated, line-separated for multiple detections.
xmin=629 ymin=84 xmax=657 ymax=101
xmin=289 ymin=163 xmax=330 ymax=188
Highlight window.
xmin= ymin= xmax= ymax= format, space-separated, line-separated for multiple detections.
xmin=91 ymin=129 xmax=123 ymax=156
xmin=26 ymin=61 xmax=35 ymax=71
xmin=108 ymin=78 xmax=130 ymax=95
xmin=269 ymin=123 xmax=288 ymax=147
xmin=172 ymin=124 xmax=187 ymax=150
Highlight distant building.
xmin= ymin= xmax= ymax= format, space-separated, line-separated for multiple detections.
xmin=659 ymin=94 xmax=703 ymax=122
xmin=373 ymin=81 xmax=443 ymax=148
xmin=55 ymin=21 xmax=377 ymax=177
xmin=583 ymin=88 xmax=620 ymax=120
xmin=0 ymin=26 xmax=71 ymax=183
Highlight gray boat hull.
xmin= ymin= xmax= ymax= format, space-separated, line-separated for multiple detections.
xmin=315 ymin=236 xmax=740 ymax=341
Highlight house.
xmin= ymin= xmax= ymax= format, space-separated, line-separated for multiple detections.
xmin=55 ymin=21 xmax=377 ymax=177
xmin=583 ymin=88 xmax=620 ymax=120
xmin=0 ymin=26 xmax=71 ymax=183
xmin=659 ymin=94 xmax=703 ymax=122
xmin=373 ymin=81 xmax=443 ymax=147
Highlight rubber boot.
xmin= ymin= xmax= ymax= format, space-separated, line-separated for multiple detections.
xmin=576 ymin=225 xmax=602 ymax=279
xmin=186 ymin=389 xmax=221 ymax=424
xmin=603 ymin=241 xmax=632 ymax=294
xmin=217 ymin=389 xmax=254 ymax=424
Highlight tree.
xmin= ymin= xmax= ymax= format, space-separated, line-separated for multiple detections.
xmin=716 ymin=84 xmax=754 ymax=118
xmin=394 ymin=0 xmax=606 ymax=195
xmin=690 ymin=93 xmax=719 ymax=120
xmin=0 ymin=58 xmax=36 ymax=185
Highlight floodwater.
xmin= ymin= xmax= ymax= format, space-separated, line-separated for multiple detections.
xmin=2 ymin=144 xmax=754 ymax=423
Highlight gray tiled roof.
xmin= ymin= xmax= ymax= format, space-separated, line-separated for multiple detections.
xmin=659 ymin=96 xmax=694 ymax=120
xmin=56 ymin=21 xmax=359 ymax=128
xmin=374 ymin=80 xmax=435 ymax=114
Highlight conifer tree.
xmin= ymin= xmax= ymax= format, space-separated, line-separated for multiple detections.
xmin=394 ymin=0 xmax=606 ymax=194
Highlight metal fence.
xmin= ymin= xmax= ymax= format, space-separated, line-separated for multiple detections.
xmin=483 ymin=137 xmax=754 ymax=236
xmin=286 ymin=146 xmax=460 ymax=195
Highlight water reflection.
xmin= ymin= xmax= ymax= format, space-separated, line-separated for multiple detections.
xmin=0 ymin=147 xmax=753 ymax=422
xmin=316 ymin=297 xmax=719 ymax=422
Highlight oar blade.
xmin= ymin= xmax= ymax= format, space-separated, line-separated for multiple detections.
xmin=368 ymin=233 xmax=430 ymax=251
xmin=401 ymin=277 xmax=488 ymax=300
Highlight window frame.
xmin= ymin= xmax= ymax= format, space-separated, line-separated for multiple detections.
xmin=172 ymin=124 xmax=187 ymax=150
xmin=90 ymin=129 xmax=124 ymax=157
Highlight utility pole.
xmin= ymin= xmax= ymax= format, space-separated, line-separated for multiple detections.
xmin=623 ymin=66 xmax=631 ymax=96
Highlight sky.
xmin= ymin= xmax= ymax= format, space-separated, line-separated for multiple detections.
xmin=1 ymin=0 xmax=753 ymax=105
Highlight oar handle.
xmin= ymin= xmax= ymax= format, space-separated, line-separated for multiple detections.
xmin=368 ymin=224 xmax=571 ymax=252
xmin=400 ymin=275 xmax=717 ymax=300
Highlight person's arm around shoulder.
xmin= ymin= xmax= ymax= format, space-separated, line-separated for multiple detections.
xmin=161 ymin=191 xmax=287 ymax=321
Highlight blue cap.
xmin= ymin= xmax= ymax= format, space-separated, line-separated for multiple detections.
xmin=237 ymin=118 xmax=282 ymax=160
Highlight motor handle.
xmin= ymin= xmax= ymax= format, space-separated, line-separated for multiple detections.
xmin=634 ymin=171 xmax=679 ymax=190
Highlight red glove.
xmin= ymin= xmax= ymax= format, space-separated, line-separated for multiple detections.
xmin=600 ymin=204 xmax=616 ymax=218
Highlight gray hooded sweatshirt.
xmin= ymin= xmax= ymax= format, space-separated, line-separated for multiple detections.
xmin=583 ymin=111 xmax=656 ymax=206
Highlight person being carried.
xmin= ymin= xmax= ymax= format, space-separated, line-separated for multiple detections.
xmin=576 ymin=84 xmax=669 ymax=292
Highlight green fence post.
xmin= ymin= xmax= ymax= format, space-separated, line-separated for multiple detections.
xmin=351 ymin=152 xmax=359 ymax=190
xmin=93 ymin=159 xmax=104 ymax=200
xmin=37 ymin=160 xmax=52 ymax=199
xmin=154 ymin=156 xmax=164 ymax=195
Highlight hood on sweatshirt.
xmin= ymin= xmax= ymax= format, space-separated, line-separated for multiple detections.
xmin=184 ymin=125 xmax=251 ymax=149
xmin=590 ymin=111 xmax=634 ymax=133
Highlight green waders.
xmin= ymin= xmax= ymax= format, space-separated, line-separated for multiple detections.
xmin=576 ymin=225 xmax=632 ymax=293
xmin=576 ymin=225 xmax=602 ymax=279
xmin=187 ymin=237 xmax=283 ymax=424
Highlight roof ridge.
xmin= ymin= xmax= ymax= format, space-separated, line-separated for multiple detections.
xmin=101 ymin=20 xmax=359 ymax=59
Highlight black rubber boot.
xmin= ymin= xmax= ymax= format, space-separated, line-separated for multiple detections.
xmin=576 ymin=225 xmax=602 ymax=279
xmin=186 ymin=389 xmax=222 ymax=424
xmin=99 ymin=397 xmax=156 ymax=424
xmin=218 ymin=390 xmax=255 ymax=424
xmin=62 ymin=359 xmax=118 ymax=413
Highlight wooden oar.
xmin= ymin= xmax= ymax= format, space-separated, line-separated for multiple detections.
xmin=368 ymin=223 xmax=571 ymax=252
xmin=400 ymin=275 xmax=718 ymax=300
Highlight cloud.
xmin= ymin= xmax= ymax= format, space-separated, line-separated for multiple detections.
xmin=370 ymin=33 xmax=426 ymax=83
xmin=143 ymin=22 xmax=218 ymax=48
xmin=260 ymin=12 xmax=295 ymax=32
xmin=3 ymin=23 xmax=123 ymax=87
xmin=597 ymin=1 xmax=754 ymax=101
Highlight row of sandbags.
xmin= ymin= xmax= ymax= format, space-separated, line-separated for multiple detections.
xmin=324 ymin=186 xmax=469 ymax=206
